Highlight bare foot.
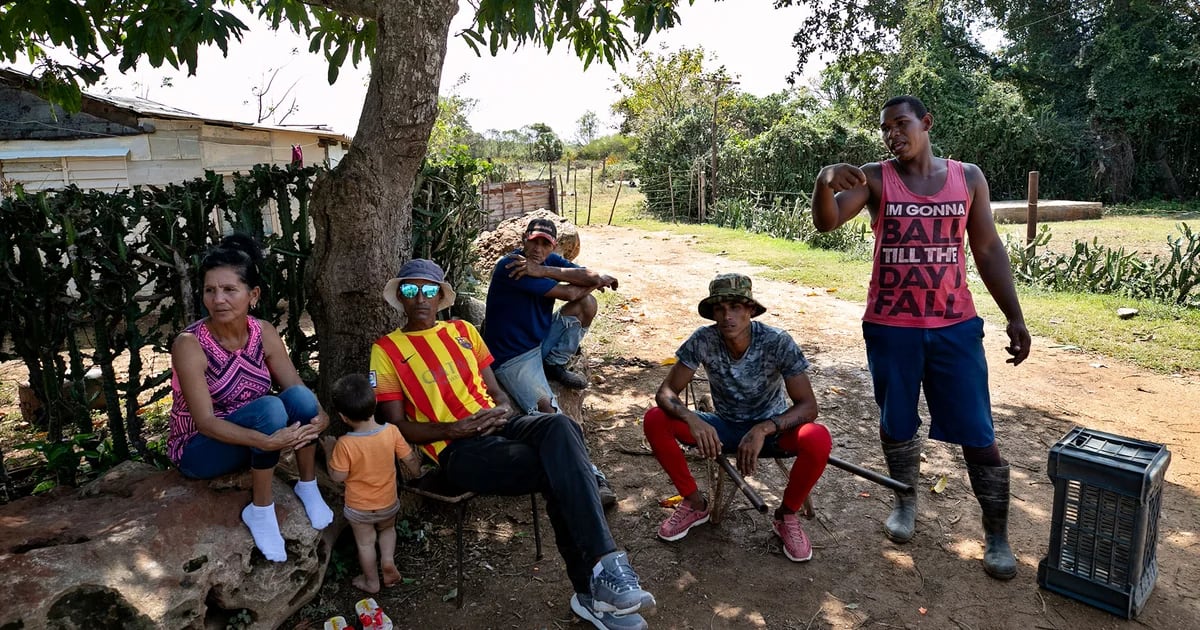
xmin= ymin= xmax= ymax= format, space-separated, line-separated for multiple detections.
xmin=381 ymin=564 xmax=402 ymax=587
xmin=351 ymin=574 xmax=380 ymax=594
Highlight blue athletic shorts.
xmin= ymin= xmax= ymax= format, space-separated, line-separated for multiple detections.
xmin=862 ymin=316 xmax=994 ymax=447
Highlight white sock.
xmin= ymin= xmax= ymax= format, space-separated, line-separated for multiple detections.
xmin=294 ymin=479 xmax=334 ymax=530
xmin=241 ymin=503 xmax=287 ymax=562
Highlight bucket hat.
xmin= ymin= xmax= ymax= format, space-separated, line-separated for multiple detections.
xmin=382 ymin=258 xmax=457 ymax=313
xmin=697 ymin=272 xmax=766 ymax=320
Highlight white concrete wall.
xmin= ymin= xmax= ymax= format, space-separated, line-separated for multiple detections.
xmin=0 ymin=117 xmax=346 ymax=193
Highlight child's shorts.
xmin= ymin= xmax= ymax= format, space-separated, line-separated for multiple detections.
xmin=344 ymin=500 xmax=400 ymax=525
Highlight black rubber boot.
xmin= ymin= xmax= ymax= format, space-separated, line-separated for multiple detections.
xmin=881 ymin=439 xmax=921 ymax=543
xmin=966 ymin=462 xmax=1017 ymax=580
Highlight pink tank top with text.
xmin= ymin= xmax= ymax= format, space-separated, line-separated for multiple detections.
xmin=864 ymin=159 xmax=977 ymax=328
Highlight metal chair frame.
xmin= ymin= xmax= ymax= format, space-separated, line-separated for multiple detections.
xmin=401 ymin=473 xmax=543 ymax=609
xmin=682 ymin=376 xmax=810 ymax=523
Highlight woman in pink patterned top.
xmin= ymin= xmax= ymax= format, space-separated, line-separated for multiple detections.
xmin=169 ymin=234 xmax=333 ymax=562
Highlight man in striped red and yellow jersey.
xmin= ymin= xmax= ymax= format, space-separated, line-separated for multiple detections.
xmin=369 ymin=259 xmax=657 ymax=628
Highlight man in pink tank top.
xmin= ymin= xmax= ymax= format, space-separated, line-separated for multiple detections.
xmin=810 ymin=95 xmax=1030 ymax=580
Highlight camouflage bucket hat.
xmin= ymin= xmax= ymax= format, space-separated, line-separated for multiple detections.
xmin=697 ymin=272 xmax=767 ymax=320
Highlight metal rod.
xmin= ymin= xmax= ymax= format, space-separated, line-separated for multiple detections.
xmin=828 ymin=455 xmax=913 ymax=494
xmin=716 ymin=455 xmax=768 ymax=513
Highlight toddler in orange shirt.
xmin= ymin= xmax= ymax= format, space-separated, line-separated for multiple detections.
xmin=325 ymin=373 xmax=423 ymax=593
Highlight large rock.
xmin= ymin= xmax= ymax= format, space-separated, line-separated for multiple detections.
xmin=0 ymin=461 xmax=342 ymax=630
xmin=472 ymin=209 xmax=581 ymax=280
xmin=451 ymin=293 xmax=488 ymax=329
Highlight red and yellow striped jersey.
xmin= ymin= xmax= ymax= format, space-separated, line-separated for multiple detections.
xmin=369 ymin=320 xmax=495 ymax=461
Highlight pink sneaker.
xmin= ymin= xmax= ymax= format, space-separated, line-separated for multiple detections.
xmin=773 ymin=513 xmax=813 ymax=562
xmin=657 ymin=502 xmax=710 ymax=541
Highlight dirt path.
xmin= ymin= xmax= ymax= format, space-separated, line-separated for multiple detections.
xmin=568 ymin=225 xmax=1200 ymax=630
xmin=302 ymin=225 xmax=1197 ymax=628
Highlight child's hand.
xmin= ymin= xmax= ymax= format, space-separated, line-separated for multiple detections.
xmin=319 ymin=435 xmax=338 ymax=461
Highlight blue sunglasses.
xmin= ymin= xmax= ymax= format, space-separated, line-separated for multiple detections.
xmin=399 ymin=283 xmax=440 ymax=299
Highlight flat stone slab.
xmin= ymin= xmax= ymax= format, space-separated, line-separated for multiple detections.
xmin=992 ymin=200 xmax=1103 ymax=224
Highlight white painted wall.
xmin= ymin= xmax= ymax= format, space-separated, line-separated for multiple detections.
xmin=0 ymin=117 xmax=348 ymax=192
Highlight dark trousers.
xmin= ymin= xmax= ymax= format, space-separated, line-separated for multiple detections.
xmin=440 ymin=412 xmax=614 ymax=593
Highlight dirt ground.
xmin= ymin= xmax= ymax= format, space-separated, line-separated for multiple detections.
xmin=3 ymin=222 xmax=1196 ymax=629
xmin=290 ymin=224 xmax=1200 ymax=629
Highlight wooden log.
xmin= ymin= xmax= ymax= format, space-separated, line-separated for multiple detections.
xmin=991 ymin=200 xmax=1102 ymax=224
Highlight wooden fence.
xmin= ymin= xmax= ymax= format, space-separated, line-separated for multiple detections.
xmin=481 ymin=178 xmax=557 ymax=229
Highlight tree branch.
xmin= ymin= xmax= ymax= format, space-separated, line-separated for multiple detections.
xmin=299 ymin=0 xmax=381 ymax=20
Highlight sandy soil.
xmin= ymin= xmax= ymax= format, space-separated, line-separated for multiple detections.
xmin=286 ymin=224 xmax=1199 ymax=629
xmin=5 ymin=222 xmax=1192 ymax=628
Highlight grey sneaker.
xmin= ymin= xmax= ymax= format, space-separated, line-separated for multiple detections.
xmin=545 ymin=362 xmax=588 ymax=389
xmin=590 ymin=551 xmax=656 ymax=616
xmin=595 ymin=469 xmax=617 ymax=509
xmin=571 ymin=593 xmax=647 ymax=630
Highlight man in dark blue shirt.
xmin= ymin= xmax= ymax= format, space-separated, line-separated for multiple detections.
xmin=483 ymin=217 xmax=620 ymax=505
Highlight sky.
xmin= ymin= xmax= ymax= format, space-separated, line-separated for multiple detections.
xmin=20 ymin=1 xmax=818 ymax=140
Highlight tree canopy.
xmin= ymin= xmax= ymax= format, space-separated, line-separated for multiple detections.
xmin=779 ymin=0 xmax=1200 ymax=200
xmin=4 ymin=0 xmax=693 ymax=110
xmin=3 ymin=0 xmax=695 ymax=400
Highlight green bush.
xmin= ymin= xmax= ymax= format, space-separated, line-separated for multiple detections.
xmin=710 ymin=196 xmax=870 ymax=255
xmin=577 ymin=134 xmax=637 ymax=161
xmin=0 ymin=159 xmax=489 ymax=494
xmin=1008 ymin=223 xmax=1200 ymax=307
xmin=412 ymin=146 xmax=494 ymax=292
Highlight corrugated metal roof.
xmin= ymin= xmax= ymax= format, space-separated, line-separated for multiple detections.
xmin=87 ymin=92 xmax=352 ymax=143
xmin=0 ymin=67 xmax=352 ymax=144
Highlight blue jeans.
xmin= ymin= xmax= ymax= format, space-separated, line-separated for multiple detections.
xmin=439 ymin=413 xmax=614 ymax=594
xmin=177 ymin=385 xmax=320 ymax=479
xmin=495 ymin=310 xmax=586 ymax=414
xmin=690 ymin=411 xmax=793 ymax=457
xmin=542 ymin=310 xmax=585 ymax=367
xmin=494 ymin=345 xmax=559 ymax=414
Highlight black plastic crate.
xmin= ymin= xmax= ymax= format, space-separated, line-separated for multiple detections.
xmin=1038 ymin=427 xmax=1171 ymax=619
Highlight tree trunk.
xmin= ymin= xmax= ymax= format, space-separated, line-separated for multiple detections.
xmin=307 ymin=0 xmax=459 ymax=403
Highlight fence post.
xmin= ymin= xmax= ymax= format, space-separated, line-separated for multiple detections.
xmin=1026 ymin=170 xmax=1039 ymax=255
xmin=573 ymin=163 xmax=579 ymax=224
xmin=667 ymin=168 xmax=676 ymax=223
xmin=558 ymin=173 xmax=566 ymax=215
xmin=608 ymin=179 xmax=623 ymax=226
xmin=698 ymin=170 xmax=706 ymax=223
xmin=587 ymin=166 xmax=594 ymax=225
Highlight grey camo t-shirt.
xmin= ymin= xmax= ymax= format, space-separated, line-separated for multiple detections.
xmin=677 ymin=321 xmax=810 ymax=424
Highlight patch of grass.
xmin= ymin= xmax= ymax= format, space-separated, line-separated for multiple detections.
xmin=997 ymin=215 xmax=1196 ymax=259
xmin=1105 ymin=200 xmax=1199 ymax=216
xmin=621 ymin=212 xmax=1197 ymax=375
xmin=975 ymin=288 xmax=1200 ymax=373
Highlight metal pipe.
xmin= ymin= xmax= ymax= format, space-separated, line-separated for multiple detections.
xmin=716 ymin=455 xmax=768 ymax=513
xmin=828 ymin=455 xmax=914 ymax=494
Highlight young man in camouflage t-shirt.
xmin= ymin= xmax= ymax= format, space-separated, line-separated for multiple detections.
xmin=643 ymin=273 xmax=832 ymax=562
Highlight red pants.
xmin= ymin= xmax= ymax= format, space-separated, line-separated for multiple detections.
xmin=643 ymin=406 xmax=832 ymax=512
